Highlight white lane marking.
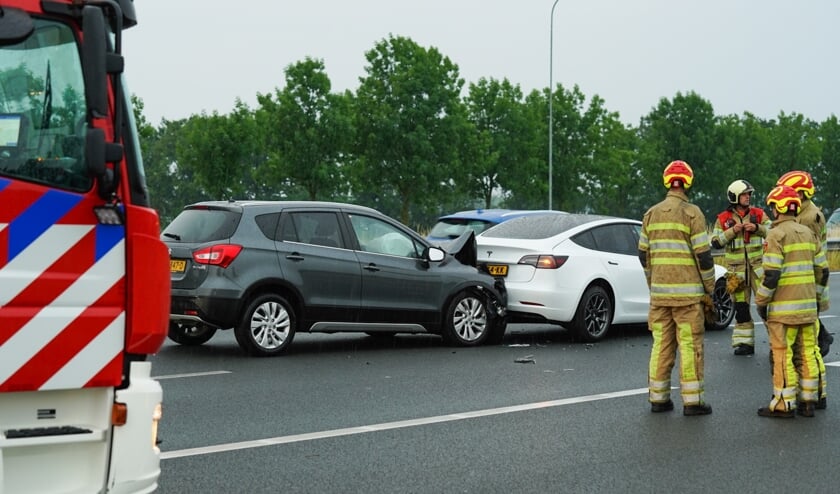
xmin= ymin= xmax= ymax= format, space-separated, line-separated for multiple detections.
xmin=826 ymin=361 xmax=840 ymax=367
xmin=154 ymin=371 xmax=232 ymax=380
xmin=160 ymin=387 xmax=648 ymax=460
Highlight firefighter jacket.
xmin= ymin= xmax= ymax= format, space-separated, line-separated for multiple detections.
xmin=639 ymin=189 xmax=716 ymax=307
xmin=796 ymin=198 xmax=830 ymax=311
xmin=797 ymin=198 xmax=827 ymax=250
xmin=711 ymin=206 xmax=770 ymax=272
xmin=755 ymin=215 xmax=830 ymax=323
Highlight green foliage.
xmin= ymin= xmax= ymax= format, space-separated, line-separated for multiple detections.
xmin=127 ymin=36 xmax=838 ymax=231
xmin=354 ymin=35 xmax=469 ymax=224
xmin=256 ymin=58 xmax=354 ymax=201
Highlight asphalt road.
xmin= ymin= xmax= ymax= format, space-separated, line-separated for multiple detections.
xmin=150 ymin=279 xmax=840 ymax=494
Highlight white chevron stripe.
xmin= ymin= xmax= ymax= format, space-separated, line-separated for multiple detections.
xmin=0 ymin=240 xmax=125 ymax=385
xmin=42 ymin=313 xmax=125 ymax=390
xmin=0 ymin=225 xmax=93 ymax=305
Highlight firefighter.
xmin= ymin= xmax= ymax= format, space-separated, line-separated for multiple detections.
xmin=638 ymin=160 xmax=716 ymax=416
xmin=711 ymin=179 xmax=770 ymax=355
xmin=776 ymin=170 xmax=831 ymax=410
xmin=755 ymin=185 xmax=829 ymax=418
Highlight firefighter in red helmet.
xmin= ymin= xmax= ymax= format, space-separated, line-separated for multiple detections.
xmin=755 ymin=185 xmax=829 ymax=418
xmin=638 ymin=160 xmax=715 ymax=416
xmin=776 ymin=170 xmax=831 ymax=410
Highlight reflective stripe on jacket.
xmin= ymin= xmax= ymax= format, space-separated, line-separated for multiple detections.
xmin=711 ymin=206 xmax=770 ymax=271
xmin=639 ymin=190 xmax=716 ymax=306
xmin=755 ymin=216 xmax=828 ymax=323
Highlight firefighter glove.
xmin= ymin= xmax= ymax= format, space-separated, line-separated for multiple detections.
xmin=756 ymin=304 xmax=768 ymax=321
xmin=703 ymin=294 xmax=716 ymax=325
xmin=725 ymin=271 xmax=744 ymax=294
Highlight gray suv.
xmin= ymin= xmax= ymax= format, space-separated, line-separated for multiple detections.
xmin=162 ymin=201 xmax=507 ymax=356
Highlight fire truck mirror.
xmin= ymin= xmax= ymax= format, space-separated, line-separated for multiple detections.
xmin=82 ymin=6 xmax=108 ymax=117
xmin=0 ymin=7 xmax=34 ymax=45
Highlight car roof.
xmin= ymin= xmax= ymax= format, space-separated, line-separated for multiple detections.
xmin=184 ymin=200 xmax=381 ymax=215
xmin=436 ymin=209 xmax=561 ymax=223
xmin=479 ymin=213 xmax=640 ymax=240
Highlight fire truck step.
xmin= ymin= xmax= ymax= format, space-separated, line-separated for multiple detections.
xmin=4 ymin=425 xmax=93 ymax=439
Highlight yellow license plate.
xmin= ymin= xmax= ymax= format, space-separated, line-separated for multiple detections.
xmin=170 ymin=260 xmax=186 ymax=273
xmin=487 ymin=264 xmax=508 ymax=277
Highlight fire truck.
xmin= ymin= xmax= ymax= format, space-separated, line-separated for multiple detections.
xmin=0 ymin=1 xmax=169 ymax=492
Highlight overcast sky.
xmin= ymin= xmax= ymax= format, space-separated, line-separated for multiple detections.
xmin=123 ymin=0 xmax=838 ymax=126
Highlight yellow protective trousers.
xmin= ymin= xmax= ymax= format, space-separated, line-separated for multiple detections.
xmin=648 ymin=303 xmax=705 ymax=406
xmin=794 ymin=319 xmax=828 ymax=400
xmin=730 ymin=266 xmax=760 ymax=348
xmin=766 ymin=321 xmax=819 ymax=412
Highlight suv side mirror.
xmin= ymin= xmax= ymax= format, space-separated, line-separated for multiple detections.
xmin=427 ymin=247 xmax=445 ymax=262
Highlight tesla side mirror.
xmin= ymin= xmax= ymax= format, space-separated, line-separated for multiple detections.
xmin=427 ymin=247 xmax=445 ymax=262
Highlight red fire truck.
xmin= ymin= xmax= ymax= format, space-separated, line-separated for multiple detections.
xmin=0 ymin=1 xmax=169 ymax=492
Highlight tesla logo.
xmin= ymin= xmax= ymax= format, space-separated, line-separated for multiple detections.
xmin=486 ymin=250 xmax=493 ymax=257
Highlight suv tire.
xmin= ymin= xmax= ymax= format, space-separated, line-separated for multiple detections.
xmin=168 ymin=322 xmax=217 ymax=346
xmin=443 ymin=289 xmax=492 ymax=346
xmin=234 ymin=294 xmax=296 ymax=357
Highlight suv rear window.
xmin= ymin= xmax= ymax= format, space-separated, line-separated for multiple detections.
xmin=162 ymin=209 xmax=241 ymax=243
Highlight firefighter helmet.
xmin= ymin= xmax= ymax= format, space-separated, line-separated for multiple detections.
xmin=766 ymin=185 xmax=801 ymax=215
xmin=662 ymin=160 xmax=694 ymax=189
xmin=776 ymin=170 xmax=815 ymax=199
xmin=727 ymin=179 xmax=754 ymax=204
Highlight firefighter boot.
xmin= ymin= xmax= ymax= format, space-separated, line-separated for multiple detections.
xmin=757 ymin=407 xmax=795 ymax=419
xmin=734 ymin=344 xmax=754 ymax=356
xmin=796 ymin=402 xmax=816 ymax=418
xmin=683 ymin=403 xmax=712 ymax=416
xmin=651 ymin=400 xmax=674 ymax=413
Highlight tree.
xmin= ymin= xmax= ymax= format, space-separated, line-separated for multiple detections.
xmin=636 ymin=91 xmax=718 ymax=215
xmin=817 ymin=116 xmax=840 ymax=210
xmin=353 ymin=35 xmax=469 ymax=224
xmin=175 ymin=101 xmax=261 ymax=201
xmin=256 ymin=57 xmax=353 ymax=201
xmin=461 ymin=77 xmax=535 ymax=209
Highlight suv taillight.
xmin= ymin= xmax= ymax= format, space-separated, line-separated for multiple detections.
xmin=193 ymin=244 xmax=243 ymax=268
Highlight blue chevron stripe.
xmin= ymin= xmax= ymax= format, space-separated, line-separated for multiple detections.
xmin=95 ymin=224 xmax=125 ymax=261
xmin=8 ymin=190 xmax=83 ymax=261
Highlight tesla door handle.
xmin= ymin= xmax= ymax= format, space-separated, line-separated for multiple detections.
xmin=286 ymin=253 xmax=305 ymax=261
xmin=363 ymin=264 xmax=380 ymax=272
xmin=608 ymin=261 xmax=618 ymax=265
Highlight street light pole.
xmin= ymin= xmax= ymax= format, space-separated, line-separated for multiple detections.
xmin=548 ymin=0 xmax=559 ymax=211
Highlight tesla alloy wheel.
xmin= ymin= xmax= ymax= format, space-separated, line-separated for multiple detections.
xmin=234 ymin=294 xmax=296 ymax=357
xmin=572 ymin=285 xmax=612 ymax=342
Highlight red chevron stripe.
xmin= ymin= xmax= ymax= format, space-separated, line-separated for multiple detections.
xmin=86 ymin=353 xmax=123 ymax=388
xmin=6 ymin=228 xmax=96 ymax=307
xmin=56 ymin=194 xmax=100 ymax=224
xmin=0 ymin=306 xmax=39 ymax=347
xmin=1 ymin=283 xmax=123 ymax=391
xmin=0 ymin=180 xmax=43 ymax=223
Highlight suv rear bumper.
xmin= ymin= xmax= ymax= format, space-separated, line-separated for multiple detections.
xmin=170 ymin=288 xmax=242 ymax=329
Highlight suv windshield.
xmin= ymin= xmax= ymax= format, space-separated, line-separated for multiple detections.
xmin=162 ymin=208 xmax=242 ymax=243
xmin=0 ymin=19 xmax=89 ymax=191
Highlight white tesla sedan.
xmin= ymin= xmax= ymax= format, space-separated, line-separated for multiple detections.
xmin=476 ymin=213 xmax=734 ymax=341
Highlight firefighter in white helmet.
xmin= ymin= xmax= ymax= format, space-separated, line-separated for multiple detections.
xmin=711 ymin=179 xmax=770 ymax=355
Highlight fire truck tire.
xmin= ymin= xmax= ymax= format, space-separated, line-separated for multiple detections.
xmin=234 ymin=294 xmax=296 ymax=357
xmin=168 ymin=321 xmax=217 ymax=346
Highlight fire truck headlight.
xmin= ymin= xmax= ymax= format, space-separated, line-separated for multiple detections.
xmin=94 ymin=204 xmax=125 ymax=225
xmin=152 ymin=402 xmax=163 ymax=448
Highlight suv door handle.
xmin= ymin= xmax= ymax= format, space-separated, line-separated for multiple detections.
xmin=286 ymin=253 xmax=305 ymax=261
xmin=363 ymin=263 xmax=380 ymax=272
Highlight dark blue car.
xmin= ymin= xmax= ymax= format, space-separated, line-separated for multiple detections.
xmin=427 ymin=209 xmax=561 ymax=246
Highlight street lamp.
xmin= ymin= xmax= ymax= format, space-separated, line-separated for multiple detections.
xmin=548 ymin=0 xmax=559 ymax=210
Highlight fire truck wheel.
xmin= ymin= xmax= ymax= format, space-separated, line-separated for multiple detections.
xmin=234 ymin=294 xmax=296 ymax=357
xmin=168 ymin=322 xmax=217 ymax=346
